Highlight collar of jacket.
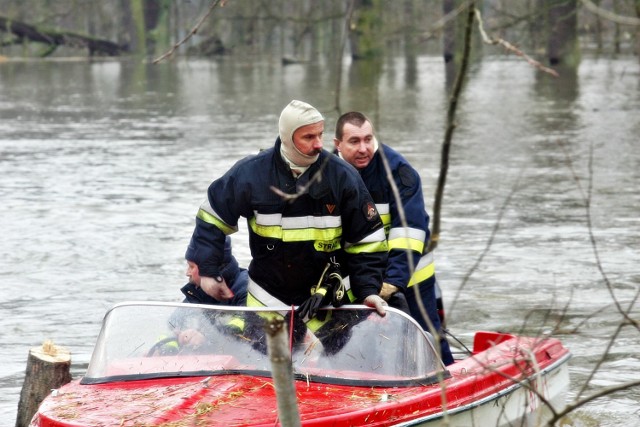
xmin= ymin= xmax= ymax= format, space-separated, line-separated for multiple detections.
xmin=273 ymin=137 xmax=330 ymax=200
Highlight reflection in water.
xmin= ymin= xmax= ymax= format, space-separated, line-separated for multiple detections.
xmin=1 ymin=55 xmax=639 ymax=426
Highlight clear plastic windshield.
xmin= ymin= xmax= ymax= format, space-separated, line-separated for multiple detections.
xmin=82 ymin=302 xmax=444 ymax=387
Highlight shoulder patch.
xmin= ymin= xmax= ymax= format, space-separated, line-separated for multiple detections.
xmin=363 ymin=201 xmax=378 ymax=221
xmin=398 ymin=164 xmax=417 ymax=188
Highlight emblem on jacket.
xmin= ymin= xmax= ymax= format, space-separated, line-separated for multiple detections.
xmin=364 ymin=202 xmax=377 ymax=221
xmin=326 ymin=204 xmax=336 ymax=214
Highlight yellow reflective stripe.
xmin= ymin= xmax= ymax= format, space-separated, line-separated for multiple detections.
xmin=388 ymin=227 xmax=426 ymax=252
xmin=247 ymin=280 xmax=285 ymax=306
xmin=344 ymin=228 xmax=387 ymax=254
xmin=246 ymin=291 xmax=265 ymax=307
xmin=227 ymin=316 xmax=245 ymax=331
xmin=380 ymin=213 xmax=392 ymax=229
xmin=196 ymin=208 xmax=237 ymax=235
xmin=247 ymin=292 xmax=284 ymax=321
xmin=306 ymin=311 xmax=333 ymax=332
xmin=344 ymin=239 xmax=388 ymax=254
xmin=376 ymin=203 xmax=391 ymax=229
xmin=408 ymin=253 xmax=436 ymax=287
xmin=249 ymin=217 xmax=342 ymax=242
xmin=388 ymin=237 xmax=424 ymax=253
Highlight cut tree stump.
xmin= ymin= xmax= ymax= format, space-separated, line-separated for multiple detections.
xmin=15 ymin=340 xmax=72 ymax=427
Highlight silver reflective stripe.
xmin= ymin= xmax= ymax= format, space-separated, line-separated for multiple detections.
xmin=200 ymin=199 xmax=216 ymax=215
xmin=376 ymin=203 xmax=390 ymax=215
xmin=254 ymin=211 xmax=342 ymax=229
xmin=344 ymin=228 xmax=386 ymax=248
xmin=388 ymin=226 xmax=426 ymax=242
xmin=247 ymin=278 xmax=286 ymax=306
xmin=415 ymin=252 xmax=434 ymax=270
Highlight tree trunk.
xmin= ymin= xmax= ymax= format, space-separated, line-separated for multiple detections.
xmin=265 ymin=317 xmax=301 ymax=427
xmin=120 ymin=0 xmax=146 ymax=55
xmin=348 ymin=0 xmax=384 ymax=60
xmin=635 ymin=0 xmax=640 ymax=58
xmin=546 ymin=0 xmax=580 ymax=66
xmin=15 ymin=341 xmax=72 ymax=427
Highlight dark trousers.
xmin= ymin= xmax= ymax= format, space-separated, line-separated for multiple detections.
xmin=405 ymin=276 xmax=455 ymax=366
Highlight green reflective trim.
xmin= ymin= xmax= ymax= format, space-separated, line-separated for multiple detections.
xmin=388 ymin=237 xmax=424 ymax=253
xmin=247 ymin=292 xmax=284 ymax=321
xmin=306 ymin=311 xmax=332 ymax=332
xmin=227 ymin=317 xmax=245 ymax=331
xmin=246 ymin=292 xmax=265 ymax=307
xmin=344 ymin=240 xmax=388 ymax=254
xmin=196 ymin=209 xmax=236 ymax=235
xmin=380 ymin=213 xmax=391 ymax=227
xmin=408 ymin=262 xmax=435 ymax=287
xmin=249 ymin=217 xmax=342 ymax=242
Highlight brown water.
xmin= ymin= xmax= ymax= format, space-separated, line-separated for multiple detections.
xmin=1 ymin=55 xmax=638 ymax=426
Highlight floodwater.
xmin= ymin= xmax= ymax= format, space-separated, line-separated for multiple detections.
xmin=1 ymin=54 xmax=638 ymax=426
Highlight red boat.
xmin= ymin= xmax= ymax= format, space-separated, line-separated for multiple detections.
xmin=30 ymin=302 xmax=570 ymax=426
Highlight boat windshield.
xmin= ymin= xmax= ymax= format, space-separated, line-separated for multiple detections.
xmin=82 ymin=302 xmax=445 ymax=387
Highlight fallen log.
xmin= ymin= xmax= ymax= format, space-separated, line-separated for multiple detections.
xmin=0 ymin=15 xmax=126 ymax=56
xmin=15 ymin=340 xmax=72 ymax=427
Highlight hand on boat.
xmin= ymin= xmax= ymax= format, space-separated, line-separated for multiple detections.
xmin=363 ymin=294 xmax=387 ymax=316
xmin=200 ymin=276 xmax=234 ymax=301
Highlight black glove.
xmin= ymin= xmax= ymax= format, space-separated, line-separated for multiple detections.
xmin=297 ymin=286 xmax=329 ymax=320
xmin=297 ymin=260 xmax=344 ymax=320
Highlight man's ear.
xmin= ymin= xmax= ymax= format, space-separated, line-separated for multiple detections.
xmin=333 ymin=138 xmax=341 ymax=151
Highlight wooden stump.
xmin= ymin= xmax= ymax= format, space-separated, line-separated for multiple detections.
xmin=15 ymin=340 xmax=72 ymax=427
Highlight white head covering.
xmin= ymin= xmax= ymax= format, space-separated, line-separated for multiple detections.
xmin=278 ymin=100 xmax=324 ymax=175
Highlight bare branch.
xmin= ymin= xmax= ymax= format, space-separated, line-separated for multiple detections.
xmin=558 ymin=139 xmax=639 ymax=331
xmin=474 ymin=8 xmax=559 ymax=78
xmin=448 ymin=167 xmax=524 ymax=315
xmin=550 ymin=378 xmax=640 ymax=425
xmin=580 ymin=0 xmax=640 ymax=26
xmin=153 ymin=0 xmax=227 ymax=64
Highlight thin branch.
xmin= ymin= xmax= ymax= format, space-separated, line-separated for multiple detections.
xmin=333 ymin=0 xmax=356 ymax=115
xmin=269 ymin=155 xmax=329 ymax=201
xmin=448 ymin=166 xmax=525 ymax=315
xmin=475 ymin=8 xmax=559 ymax=78
xmin=549 ymin=378 xmax=640 ymax=425
xmin=558 ymin=139 xmax=639 ymax=331
xmin=428 ymin=1 xmax=475 ymax=253
xmin=580 ymin=0 xmax=640 ymax=26
xmin=418 ymin=0 xmax=473 ymax=42
xmin=153 ymin=0 xmax=227 ymax=64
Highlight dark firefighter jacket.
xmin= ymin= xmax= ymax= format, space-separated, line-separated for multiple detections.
xmin=187 ymin=137 xmax=388 ymax=305
xmin=355 ymin=144 xmax=435 ymax=291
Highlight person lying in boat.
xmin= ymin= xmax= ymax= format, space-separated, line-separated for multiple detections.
xmin=150 ymin=236 xmax=248 ymax=355
xmin=181 ymin=235 xmax=248 ymax=307
xmin=333 ymin=111 xmax=454 ymax=365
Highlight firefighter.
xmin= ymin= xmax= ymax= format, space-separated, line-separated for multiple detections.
xmin=333 ymin=111 xmax=454 ymax=365
xmin=185 ymin=100 xmax=389 ymax=326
